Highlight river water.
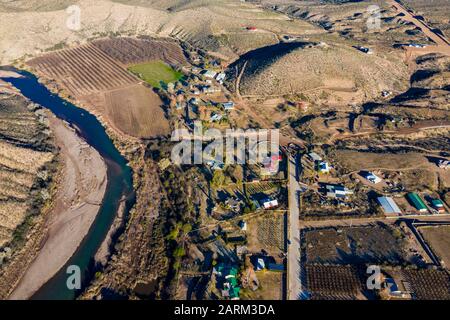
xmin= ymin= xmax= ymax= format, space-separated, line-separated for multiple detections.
xmin=1 ymin=69 xmax=135 ymax=300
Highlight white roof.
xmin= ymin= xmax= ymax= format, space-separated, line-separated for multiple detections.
xmin=308 ymin=152 xmax=322 ymax=162
xmin=263 ymin=199 xmax=278 ymax=209
xmin=203 ymin=70 xmax=217 ymax=78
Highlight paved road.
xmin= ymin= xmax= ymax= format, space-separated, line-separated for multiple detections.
xmin=287 ymin=156 xmax=302 ymax=300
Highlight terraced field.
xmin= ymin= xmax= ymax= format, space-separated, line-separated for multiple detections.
xmin=0 ymin=94 xmax=55 ymax=248
xmin=28 ymin=44 xmax=138 ymax=97
xmin=93 ymin=37 xmax=187 ymax=66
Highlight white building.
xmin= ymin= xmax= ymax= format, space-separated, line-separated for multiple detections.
xmin=216 ymin=72 xmax=226 ymax=82
xmin=262 ymin=198 xmax=279 ymax=209
xmin=325 ymin=185 xmax=353 ymax=199
xmin=363 ymin=172 xmax=382 ymax=184
xmin=308 ymin=152 xmax=322 ymax=162
xmin=318 ymin=161 xmax=331 ymax=173
xmin=438 ymin=160 xmax=450 ymax=170
xmin=223 ymin=102 xmax=235 ymax=110
xmin=203 ymin=70 xmax=217 ymax=79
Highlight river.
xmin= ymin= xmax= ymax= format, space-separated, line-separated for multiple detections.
xmin=0 ymin=69 xmax=135 ymax=300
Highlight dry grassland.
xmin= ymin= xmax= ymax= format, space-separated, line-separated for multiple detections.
xmin=402 ymin=0 xmax=450 ymax=39
xmin=334 ymin=150 xmax=429 ymax=172
xmin=241 ymin=271 xmax=283 ymax=300
xmin=237 ymin=44 xmax=408 ymax=103
xmin=419 ymin=226 xmax=450 ymax=268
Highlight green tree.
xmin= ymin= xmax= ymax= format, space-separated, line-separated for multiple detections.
xmin=211 ymin=170 xmax=226 ymax=187
xmin=173 ymin=246 xmax=186 ymax=258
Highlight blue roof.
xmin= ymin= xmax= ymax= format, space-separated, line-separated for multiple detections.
xmin=378 ymin=197 xmax=401 ymax=214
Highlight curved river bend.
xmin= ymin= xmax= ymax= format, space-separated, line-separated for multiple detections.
xmin=1 ymin=69 xmax=135 ymax=300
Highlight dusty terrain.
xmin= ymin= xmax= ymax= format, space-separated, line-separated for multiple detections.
xmin=83 ymin=84 xmax=169 ymax=138
xmin=231 ymin=42 xmax=409 ymax=103
xmin=304 ymin=224 xmax=415 ymax=266
xmin=1 ymin=0 xmax=449 ymax=301
xmin=6 ymin=115 xmax=107 ymax=299
xmin=0 ymin=0 xmax=321 ymax=65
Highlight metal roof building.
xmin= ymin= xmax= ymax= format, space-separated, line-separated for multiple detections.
xmin=377 ymin=197 xmax=402 ymax=214
xmin=308 ymin=152 xmax=322 ymax=162
xmin=406 ymin=193 xmax=428 ymax=212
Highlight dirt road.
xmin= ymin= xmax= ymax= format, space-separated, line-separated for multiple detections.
xmin=387 ymin=0 xmax=450 ymax=60
xmin=287 ymin=156 xmax=302 ymax=300
xmin=299 ymin=215 xmax=450 ymax=230
xmin=8 ymin=116 xmax=107 ymax=299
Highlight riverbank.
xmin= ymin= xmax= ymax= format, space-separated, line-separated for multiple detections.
xmin=8 ymin=115 xmax=107 ymax=299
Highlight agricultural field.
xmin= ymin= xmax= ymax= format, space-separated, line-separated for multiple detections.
xmin=27 ymin=42 xmax=171 ymax=138
xmin=28 ymin=44 xmax=138 ymax=97
xmin=402 ymin=269 xmax=450 ymax=300
xmin=102 ymin=85 xmax=169 ymax=138
xmin=306 ymin=265 xmax=367 ymax=300
xmin=129 ymin=61 xmax=184 ymax=89
xmin=303 ymin=224 xmax=418 ymax=266
xmin=333 ymin=150 xmax=432 ymax=173
xmin=0 ymin=94 xmax=55 ymax=248
xmin=419 ymin=226 xmax=450 ymax=268
xmin=93 ymin=37 xmax=187 ymax=66
xmin=246 ymin=213 xmax=286 ymax=258
xmin=245 ymin=181 xmax=281 ymax=196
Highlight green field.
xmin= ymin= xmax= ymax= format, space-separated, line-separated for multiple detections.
xmin=128 ymin=60 xmax=183 ymax=88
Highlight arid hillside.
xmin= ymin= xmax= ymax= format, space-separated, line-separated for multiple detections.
xmin=231 ymin=42 xmax=409 ymax=103
xmin=0 ymin=0 xmax=322 ymax=65
xmin=0 ymin=93 xmax=56 ymax=249
xmin=402 ymin=0 xmax=450 ymax=39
